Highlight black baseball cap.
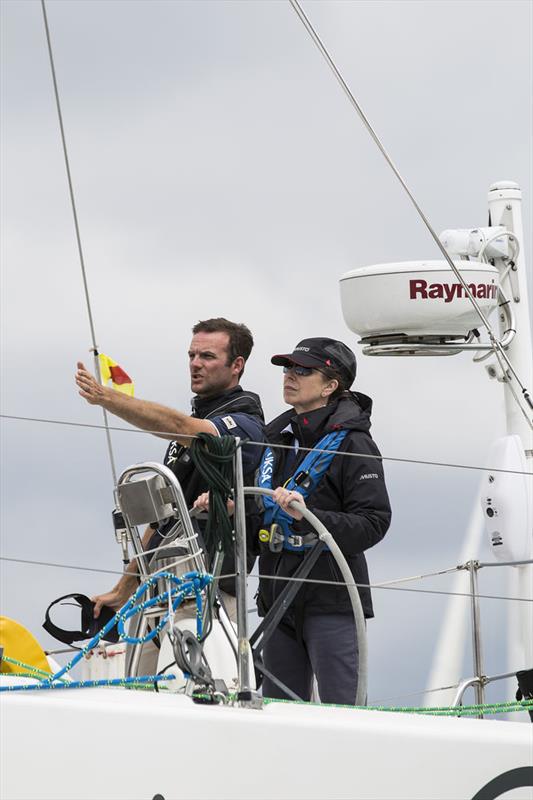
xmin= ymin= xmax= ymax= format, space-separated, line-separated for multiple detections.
xmin=271 ymin=337 xmax=357 ymax=388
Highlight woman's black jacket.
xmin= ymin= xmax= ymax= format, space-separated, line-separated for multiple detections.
xmin=253 ymin=392 xmax=391 ymax=626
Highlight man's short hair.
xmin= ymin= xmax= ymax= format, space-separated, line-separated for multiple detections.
xmin=192 ymin=318 xmax=254 ymax=377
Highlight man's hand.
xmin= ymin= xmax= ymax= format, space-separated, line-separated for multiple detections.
xmin=76 ymin=361 xmax=110 ymax=406
xmin=272 ymin=486 xmax=306 ymax=521
xmin=75 ymin=360 xmax=217 ymax=442
xmin=92 ymin=581 xmax=135 ymax=618
xmin=193 ymin=492 xmax=235 ymax=516
xmin=193 ymin=492 xmax=210 ymax=512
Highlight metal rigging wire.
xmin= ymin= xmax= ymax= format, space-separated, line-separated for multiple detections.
xmin=40 ymin=0 xmax=118 ymax=483
xmin=288 ymin=0 xmax=533 ymax=426
xmin=1 ymin=556 xmax=531 ymax=604
xmin=250 ymin=571 xmax=533 ymax=604
xmin=1 ymin=413 xmax=532 ymax=477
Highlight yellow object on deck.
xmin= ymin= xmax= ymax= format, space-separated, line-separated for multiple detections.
xmin=0 ymin=616 xmax=51 ymax=675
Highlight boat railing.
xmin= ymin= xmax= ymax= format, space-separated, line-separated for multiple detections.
xmin=452 ymin=670 xmax=517 ymax=709
xmin=451 ymin=557 xmax=532 ymax=717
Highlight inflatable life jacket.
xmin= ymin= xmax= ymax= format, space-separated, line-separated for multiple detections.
xmin=0 ymin=616 xmax=51 ymax=675
xmin=257 ymin=429 xmax=348 ymax=552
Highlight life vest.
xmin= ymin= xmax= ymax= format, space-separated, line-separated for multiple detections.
xmin=257 ymin=429 xmax=348 ymax=552
xmin=0 ymin=617 xmax=51 ymax=676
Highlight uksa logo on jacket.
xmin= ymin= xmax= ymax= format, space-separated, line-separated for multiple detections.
xmin=259 ymin=451 xmax=275 ymax=486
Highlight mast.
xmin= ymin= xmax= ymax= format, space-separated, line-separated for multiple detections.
xmin=487 ymin=181 xmax=533 ymax=448
xmin=487 ymin=181 xmax=533 ymax=673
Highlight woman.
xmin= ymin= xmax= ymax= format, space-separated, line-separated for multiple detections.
xmin=254 ymin=337 xmax=391 ymax=705
xmin=195 ymin=336 xmax=391 ymax=705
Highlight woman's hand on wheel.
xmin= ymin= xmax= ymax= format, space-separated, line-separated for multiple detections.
xmin=272 ymin=487 xmax=306 ymax=521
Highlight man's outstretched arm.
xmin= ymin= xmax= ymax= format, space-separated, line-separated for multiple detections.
xmin=75 ymin=361 xmax=217 ymax=442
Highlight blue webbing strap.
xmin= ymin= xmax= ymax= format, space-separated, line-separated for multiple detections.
xmin=258 ymin=429 xmax=348 ymax=550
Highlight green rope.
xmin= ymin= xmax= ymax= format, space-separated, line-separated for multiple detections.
xmin=191 ymin=693 xmax=532 ymax=715
xmin=125 ymin=682 xmax=162 ymax=691
xmin=263 ymin=696 xmax=533 ymax=716
xmin=4 ymin=662 xmax=527 ymax=715
xmin=3 ymin=672 xmax=46 ymax=680
xmin=1 ymin=655 xmax=55 ymax=680
xmin=189 ymin=433 xmax=236 ymax=557
xmin=0 ymin=655 xmax=149 ymax=690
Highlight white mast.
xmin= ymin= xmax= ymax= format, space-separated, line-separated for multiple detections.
xmin=487 ymin=181 xmax=533 ymax=673
xmin=428 ymin=183 xmax=532 ymax=700
xmin=487 ymin=181 xmax=533 ymax=448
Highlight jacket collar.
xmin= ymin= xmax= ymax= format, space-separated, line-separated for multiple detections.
xmin=191 ymin=385 xmax=264 ymax=421
xmin=267 ymin=391 xmax=373 ymax=447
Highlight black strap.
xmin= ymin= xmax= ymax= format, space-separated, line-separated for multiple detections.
xmin=250 ymin=541 xmax=325 ymax=654
xmin=43 ymin=593 xmax=119 ymax=645
xmin=516 ymin=668 xmax=533 ymax=723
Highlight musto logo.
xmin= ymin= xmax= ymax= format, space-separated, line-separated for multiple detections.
xmin=409 ymin=280 xmax=497 ymax=303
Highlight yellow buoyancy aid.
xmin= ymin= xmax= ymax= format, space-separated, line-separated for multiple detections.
xmin=0 ymin=616 xmax=51 ymax=675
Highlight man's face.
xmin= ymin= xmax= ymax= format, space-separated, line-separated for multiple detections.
xmin=188 ymin=331 xmax=242 ymax=397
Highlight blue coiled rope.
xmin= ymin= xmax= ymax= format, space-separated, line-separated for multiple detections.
xmin=0 ymin=570 xmax=212 ymax=693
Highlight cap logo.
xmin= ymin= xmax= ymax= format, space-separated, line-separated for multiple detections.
xmin=294 ymin=346 xmax=310 ymax=352
xmin=326 ymin=359 xmax=331 ymax=366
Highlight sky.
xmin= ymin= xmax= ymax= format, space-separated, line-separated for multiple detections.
xmin=1 ymin=0 xmax=531 ymax=708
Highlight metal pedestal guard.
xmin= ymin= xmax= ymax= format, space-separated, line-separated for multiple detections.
xmin=115 ymin=462 xmax=208 ymax=678
xmin=232 ymin=443 xmax=258 ymax=705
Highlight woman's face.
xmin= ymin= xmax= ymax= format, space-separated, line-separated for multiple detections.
xmin=282 ymin=366 xmax=337 ymax=414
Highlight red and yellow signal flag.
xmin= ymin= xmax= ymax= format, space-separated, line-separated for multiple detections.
xmin=98 ymin=353 xmax=134 ymax=397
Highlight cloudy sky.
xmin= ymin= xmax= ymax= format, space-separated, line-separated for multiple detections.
xmin=1 ymin=0 xmax=531 ymax=706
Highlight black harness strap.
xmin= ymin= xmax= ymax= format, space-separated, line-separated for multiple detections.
xmin=254 ymin=661 xmax=303 ymax=702
xmin=250 ymin=541 xmax=325 ymax=655
xmin=43 ymin=593 xmax=119 ymax=645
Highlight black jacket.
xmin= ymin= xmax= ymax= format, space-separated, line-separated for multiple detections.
xmin=163 ymin=385 xmax=264 ymax=508
xmin=256 ymin=392 xmax=391 ymax=623
xmin=150 ymin=385 xmax=265 ymax=594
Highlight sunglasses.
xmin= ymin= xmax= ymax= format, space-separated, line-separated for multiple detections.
xmin=282 ymin=365 xmax=317 ymax=377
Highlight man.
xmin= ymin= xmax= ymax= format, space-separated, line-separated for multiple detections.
xmin=75 ymin=317 xmax=264 ymax=616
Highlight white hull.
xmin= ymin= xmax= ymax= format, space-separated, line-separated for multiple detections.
xmin=1 ymin=686 xmax=531 ymax=800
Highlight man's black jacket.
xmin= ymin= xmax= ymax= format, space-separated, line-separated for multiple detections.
xmin=254 ymin=391 xmax=391 ymax=624
xmin=149 ymin=385 xmax=265 ymax=595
